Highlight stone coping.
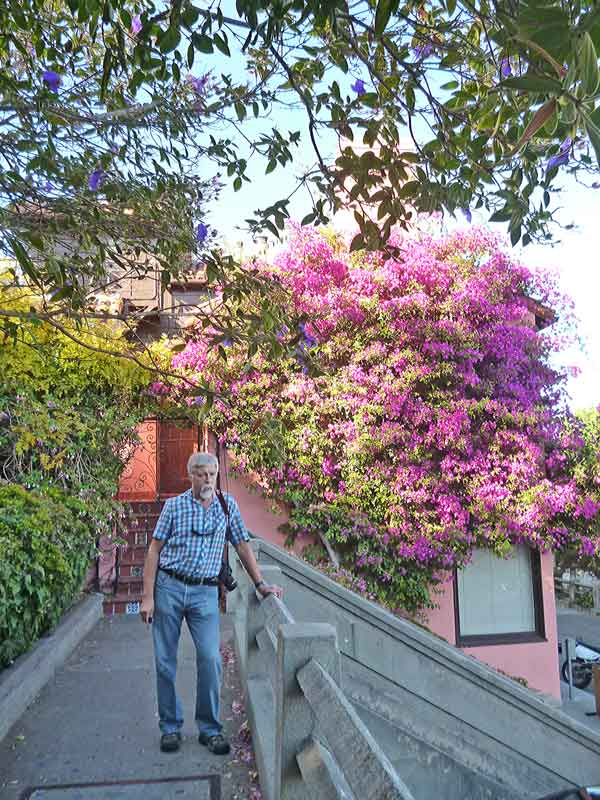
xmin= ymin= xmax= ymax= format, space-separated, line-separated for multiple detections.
xmin=255 ymin=538 xmax=600 ymax=753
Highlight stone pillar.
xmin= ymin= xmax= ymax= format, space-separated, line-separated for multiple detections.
xmin=274 ymin=623 xmax=340 ymax=800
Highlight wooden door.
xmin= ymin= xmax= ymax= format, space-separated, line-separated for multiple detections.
xmin=158 ymin=421 xmax=199 ymax=498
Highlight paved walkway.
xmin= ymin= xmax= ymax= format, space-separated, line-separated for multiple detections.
xmin=0 ymin=615 xmax=260 ymax=800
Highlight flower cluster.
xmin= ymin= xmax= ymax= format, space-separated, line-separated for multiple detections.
xmin=170 ymin=225 xmax=594 ymax=611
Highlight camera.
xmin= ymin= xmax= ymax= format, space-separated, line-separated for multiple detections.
xmin=218 ymin=560 xmax=237 ymax=592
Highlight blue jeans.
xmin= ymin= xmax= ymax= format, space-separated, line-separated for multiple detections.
xmin=152 ymin=570 xmax=222 ymax=736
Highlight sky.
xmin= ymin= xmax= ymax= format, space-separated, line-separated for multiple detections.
xmin=525 ymin=178 xmax=600 ymax=411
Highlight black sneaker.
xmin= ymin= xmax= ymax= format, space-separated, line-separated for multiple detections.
xmin=198 ymin=732 xmax=230 ymax=755
xmin=160 ymin=732 xmax=182 ymax=752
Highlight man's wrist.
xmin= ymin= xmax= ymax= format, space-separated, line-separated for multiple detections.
xmin=254 ymin=579 xmax=265 ymax=589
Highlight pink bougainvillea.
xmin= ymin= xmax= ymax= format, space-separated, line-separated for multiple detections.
xmin=171 ymin=225 xmax=595 ymax=610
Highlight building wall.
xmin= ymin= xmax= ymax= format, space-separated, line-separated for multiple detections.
xmin=220 ymin=460 xmax=296 ymax=551
xmin=425 ymin=551 xmax=560 ymax=699
xmin=231 ymin=474 xmax=561 ymax=699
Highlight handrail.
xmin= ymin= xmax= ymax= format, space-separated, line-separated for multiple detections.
xmin=554 ymin=577 xmax=595 ymax=591
xmin=228 ymin=546 xmax=414 ymax=800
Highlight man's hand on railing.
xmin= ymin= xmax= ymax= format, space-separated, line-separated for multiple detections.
xmin=257 ymin=582 xmax=284 ymax=600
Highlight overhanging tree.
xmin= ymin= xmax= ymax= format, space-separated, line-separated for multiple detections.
xmin=1 ymin=0 xmax=600 ymax=344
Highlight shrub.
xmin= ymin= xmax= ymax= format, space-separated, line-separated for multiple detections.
xmin=168 ymin=225 xmax=592 ymax=612
xmin=0 ymin=484 xmax=94 ymax=668
xmin=0 ymin=278 xmax=158 ymax=666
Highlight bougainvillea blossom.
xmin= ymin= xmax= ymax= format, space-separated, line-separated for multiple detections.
xmin=169 ymin=225 xmax=593 ymax=611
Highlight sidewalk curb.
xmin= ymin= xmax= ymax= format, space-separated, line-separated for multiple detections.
xmin=0 ymin=593 xmax=103 ymax=744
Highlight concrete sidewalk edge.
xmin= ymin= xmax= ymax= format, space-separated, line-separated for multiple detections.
xmin=0 ymin=592 xmax=103 ymax=744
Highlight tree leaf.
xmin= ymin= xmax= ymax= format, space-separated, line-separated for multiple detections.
xmin=580 ymin=32 xmax=600 ymax=96
xmin=214 ymin=33 xmax=230 ymax=57
xmin=159 ymin=26 xmax=181 ymax=54
xmin=499 ymin=75 xmax=563 ymax=94
xmin=512 ymin=99 xmax=557 ymax=153
xmin=192 ymin=33 xmax=213 ymax=54
xmin=584 ymin=115 xmax=600 ymax=168
xmin=374 ymin=0 xmax=397 ymax=35
xmin=517 ymin=37 xmax=566 ymax=77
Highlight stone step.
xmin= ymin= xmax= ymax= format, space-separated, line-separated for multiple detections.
xmin=118 ymin=545 xmax=148 ymax=564
xmin=119 ymin=563 xmax=144 ymax=578
xmin=103 ymin=593 xmax=143 ymax=616
xmin=116 ymin=575 xmax=144 ymax=594
xmin=120 ymin=530 xmax=151 ymax=547
xmin=126 ymin=501 xmax=164 ymax=513
xmin=122 ymin=517 xmax=161 ymax=529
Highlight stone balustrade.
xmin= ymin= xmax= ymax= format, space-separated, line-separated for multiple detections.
xmin=228 ymin=545 xmax=413 ymax=800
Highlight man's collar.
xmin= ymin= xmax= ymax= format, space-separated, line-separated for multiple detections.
xmin=187 ymin=487 xmax=216 ymax=506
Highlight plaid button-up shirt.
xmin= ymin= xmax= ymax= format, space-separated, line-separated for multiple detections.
xmin=153 ymin=489 xmax=250 ymax=579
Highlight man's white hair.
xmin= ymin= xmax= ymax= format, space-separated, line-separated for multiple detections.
xmin=187 ymin=451 xmax=219 ymax=474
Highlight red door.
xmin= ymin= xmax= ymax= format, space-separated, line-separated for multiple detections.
xmin=118 ymin=419 xmax=199 ymax=501
xmin=158 ymin=421 xmax=199 ymax=498
xmin=117 ymin=420 xmax=159 ymax=501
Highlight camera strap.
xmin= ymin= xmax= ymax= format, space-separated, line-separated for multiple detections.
xmin=215 ymin=489 xmax=232 ymax=541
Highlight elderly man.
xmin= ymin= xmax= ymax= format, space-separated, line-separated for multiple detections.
xmin=140 ymin=451 xmax=282 ymax=755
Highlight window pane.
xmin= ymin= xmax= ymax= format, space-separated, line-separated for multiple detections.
xmin=457 ymin=546 xmax=535 ymax=637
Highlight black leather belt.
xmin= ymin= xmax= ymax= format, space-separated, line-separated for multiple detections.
xmin=159 ymin=568 xmax=219 ymax=586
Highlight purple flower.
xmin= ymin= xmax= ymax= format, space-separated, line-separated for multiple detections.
xmin=44 ymin=181 xmax=54 ymax=192
xmin=412 ymin=42 xmax=434 ymax=60
xmin=193 ymin=396 xmax=205 ymax=406
xmin=299 ymin=322 xmax=317 ymax=349
xmin=188 ymin=73 xmax=210 ymax=97
xmin=461 ymin=207 xmax=472 ymax=223
xmin=88 ymin=168 xmax=106 ymax=191
xmin=131 ymin=15 xmax=142 ymax=35
xmin=500 ymin=57 xmax=512 ymax=78
xmin=42 ymin=70 xmax=62 ymax=91
xmin=222 ymin=338 xmax=233 ymax=347
xmin=546 ymin=137 xmax=571 ymax=172
xmin=351 ymin=79 xmax=366 ymax=96
xmin=577 ymin=498 xmax=599 ymax=520
xmin=195 ymin=222 xmax=208 ymax=243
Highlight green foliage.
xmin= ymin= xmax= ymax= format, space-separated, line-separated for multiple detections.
xmin=0 ymin=484 xmax=94 ymax=668
xmin=0 ymin=281 xmax=153 ymax=665
xmin=554 ymin=406 xmax=600 ymax=575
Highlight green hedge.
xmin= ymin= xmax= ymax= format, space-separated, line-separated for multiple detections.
xmin=0 ymin=484 xmax=95 ymax=668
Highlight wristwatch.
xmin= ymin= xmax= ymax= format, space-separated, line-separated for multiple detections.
xmin=254 ymin=579 xmax=266 ymax=589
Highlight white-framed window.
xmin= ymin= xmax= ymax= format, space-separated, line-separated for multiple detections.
xmin=455 ymin=544 xmax=545 ymax=646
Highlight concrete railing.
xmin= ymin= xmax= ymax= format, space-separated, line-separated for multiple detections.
xmin=231 ymin=538 xmax=600 ymax=800
xmin=227 ymin=544 xmax=414 ymax=800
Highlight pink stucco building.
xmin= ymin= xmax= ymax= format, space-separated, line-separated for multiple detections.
xmin=227 ymin=466 xmax=561 ymax=700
